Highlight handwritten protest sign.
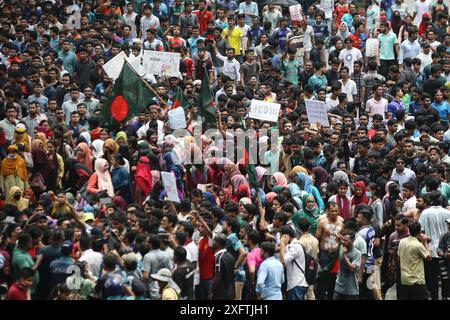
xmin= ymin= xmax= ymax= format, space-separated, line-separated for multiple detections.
xmin=305 ymin=100 xmax=330 ymax=127
xmin=289 ymin=5 xmax=304 ymax=22
xmin=168 ymin=107 xmax=187 ymax=129
xmin=102 ymin=51 xmax=127 ymax=80
xmin=161 ymin=172 xmax=180 ymax=203
xmin=142 ymin=50 xmax=181 ymax=78
xmin=249 ymin=99 xmax=281 ymax=122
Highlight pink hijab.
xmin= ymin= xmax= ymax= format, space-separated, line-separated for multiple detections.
xmin=272 ymin=172 xmax=288 ymax=187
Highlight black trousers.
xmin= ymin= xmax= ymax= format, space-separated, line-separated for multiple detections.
xmin=379 ymin=59 xmax=396 ymax=78
xmin=398 ymin=284 xmax=428 ymax=300
xmin=424 ymin=258 xmax=441 ymax=300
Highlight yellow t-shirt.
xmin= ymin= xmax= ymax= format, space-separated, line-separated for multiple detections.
xmin=222 ymin=27 xmax=243 ymax=55
xmin=161 ymin=286 xmax=179 ymax=300
xmin=397 ymin=236 xmax=428 ymax=286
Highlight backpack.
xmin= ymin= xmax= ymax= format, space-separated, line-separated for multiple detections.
xmin=292 ymin=245 xmax=318 ymax=285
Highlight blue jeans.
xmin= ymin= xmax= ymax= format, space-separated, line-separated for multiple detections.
xmin=195 ymin=279 xmax=212 ymax=300
xmin=287 ymin=286 xmax=308 ymax=300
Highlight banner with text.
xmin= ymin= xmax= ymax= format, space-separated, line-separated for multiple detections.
xmin=142 ymin=50 xmax=181 ymax=78
xmin=305 ymin=99 xmax=330 ymax=127
xmin=249 ymin=99 xmax=281 ymax=122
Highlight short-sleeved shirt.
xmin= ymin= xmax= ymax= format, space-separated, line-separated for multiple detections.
xmin=222 ymin=27 xmax=243 ymax=56
xmin=6 ymin=283 xmax=28 ymax=300
xmin=247 ymin=247 xmax=263 ymax=274
xmin=226 ymin=233 xmax=243 ymax=261
xmin=378 ymin=32 xmax=398 ymax=60
xmin=12 ymin=248 xmax=39 ymax=294
xmin=334 ymin=247 xmax=361 ymax=296
xmin=339 ymin=48 xmax=362 ymax=74
xmin=398 ymin=236 xmax=429 ymax=285
xmin=357 ymin=225 xmax=375 ymax=269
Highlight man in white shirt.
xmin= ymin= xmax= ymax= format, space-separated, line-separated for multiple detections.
xmin=279 ymin=225 xmax=308 ymax=300
xmin=413 ymin=0 xmax=431 ymax=26
xmin=79 ymin=235 xmax=103 ymax=278
xmin=338 ymin=66 xmax=357 ymax=103
xmin=139 ymin=5 xmax=160 ymax=40
xmin=402 ymin=182 xmax=417 ymax=213
xmin=213 ymin=45 xmax=241 ymax=83
xmin=366 ymin=83 xmax=388 ymax=119
xmin=391 ymin=157 xmax=416 ymax=191
xmin=416 ymin=42 xmax=432 ymax=72
xmin=238 ymin=0 xmax=259 ymax=26
xmin=339 ymin=37 xmax=362 ymax=75
xmin=136 ymin=106 xmax=164 ymax=144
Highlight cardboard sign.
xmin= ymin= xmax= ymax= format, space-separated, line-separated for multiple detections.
xmin=102 ymin=51 xmax=127 ymax=80
xmin=142 ymin=50 xmax=181 ymax=78
xmin=289 ymin=5 xmax=304 ymax=22
xmin=305 ymin=99 xmax=330 ymax=127
xmin=168 ymin=107 xmax=187 ymax=129
xmin=249 ymin=99 xmax=281 ymax=122
xmin=161 ymin=171 xmax=180 ymax=203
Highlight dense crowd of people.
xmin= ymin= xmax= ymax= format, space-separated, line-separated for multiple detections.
xmin=0 ymin=0 xmax=450 ymax=301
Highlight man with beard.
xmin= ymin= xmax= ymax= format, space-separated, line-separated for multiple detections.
xmin=403 ymin=139 xmax=417 ymax=169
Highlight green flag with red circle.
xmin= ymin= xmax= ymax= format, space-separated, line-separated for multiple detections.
xmin=101 ymin=61 xmax=155 ymax=128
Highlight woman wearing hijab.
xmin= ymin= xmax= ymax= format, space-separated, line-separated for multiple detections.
xmin=35 ymin=132 xmax=48 ymax=150
xmin=115 ymin=131 xmax=128 ymax=145
xmin=272 ymin=172 xmax=288 ymax=188
xmin=292 ymin=194 xmax=321 ymax=236
xmin=31 ymin=139 xmax=51 ymax=194
xmin=133 ymin=156 xmax=153 ymax=205
xmin=1 ymin=145 xmax=29 ymax=192
xmin=296 ymin=173 xmax=325 ymax=210
xmin=91 ymin=139 xmax=104 ymax=159
xmin=6 ymin=186 xmax=30 ymax=211
xmin=163 ymin=151 xmax=185 ymax=200
xmin=13 ymin=125 xmax=31 ymax=152
xmin=351 ymin=181 xmax=369 ymax=215
xmin=288 ymin=182 xmax=305 ymax=210
xmin=87 ymin=158 xmax=114 ymax=197
xmin=78 ymin=132 xmax=92 ymax=145
xmin=111 ymin=154 xmax=132 ymax=204
xmin=223 ymin=162 xmax=240 ymax=188
xmin=44 ymin=139 xmax=59 ymax=193
xmin=63 ymin=158 xmax=92 ymax=194
xmin=209 ymin=158 xmax=226 ymax=186
xmin=390 ymin=10 xmax=404 ymax=36
xmin=230 ymin=175 xmax=250 ymax=201
xmin=103 ymin=138 xmax=119 ymax=163
xmin=203 ymin=191 xmax=218 ymax=207
xmin=338 ymin=21 xmax=352 ymax=40
xmin=418 ymin=13 xmax=430 ymax=36
xmin=76 ymin=142 xmax=94 ymax=171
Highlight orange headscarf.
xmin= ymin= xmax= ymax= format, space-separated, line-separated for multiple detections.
xmin=76 ymin=142 xmax=94 ymax=171
xmin=1 ymin=146 xmax=28 ymax=182
xmin=35 ymin=132 xmax=48 ymax=150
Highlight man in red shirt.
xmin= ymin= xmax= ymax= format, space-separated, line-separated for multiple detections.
xmin=195 ymin=3 xmax=213 ymax=35
xmin=6 ymin=267 xmax=34 ymax=300
xmin=192 ymin=210 xmax=215 ymax=300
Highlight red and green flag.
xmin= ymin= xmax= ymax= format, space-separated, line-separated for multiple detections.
xmin=199 ymin=66 xmax=216 ymax=131
xmin=171 ymin=88 xmax=189 ymax=110
xmin=101 ymin=62 xmax=155 ymax=128
xmin=245 ymin=136 xmax=259 ymax=190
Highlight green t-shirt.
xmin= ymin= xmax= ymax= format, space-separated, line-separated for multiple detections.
xmin=12 ymin=248 xmax=39 ymax=294
xmin=378 ymin=32 xmax=398 ymax=60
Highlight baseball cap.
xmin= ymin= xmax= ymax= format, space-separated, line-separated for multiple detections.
xmin=82 ymin=212 xmax=95 ymax=222
xmin=61 ymin=240 xmax=74 ymax=255
xmin=54 ymin=58 xmax=64 ymax=65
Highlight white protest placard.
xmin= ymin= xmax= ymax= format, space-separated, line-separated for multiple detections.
xmin=102 ymin=51 xmax=127 ymax=80
xmin=126 ymin=53 xmax=145 ymax=77
xmin=305 ymin=100 xmax=330 ymax=127
xmin=142 ymin=50 xmax=181 ymax=78
xmin=249 ymin=99 xmax=281 ymax=122
xmin=168 ymin=107 xmax=187 ymax=129
xmin=161 ymin=172 xmax=180 ymax=203
xmin=365 ymin=38 xmax=380 ymax=58
xmin=289 ymin=5 xmax=304 ymax=22
xmin=197 ymin=184 xmax=207 ymax=192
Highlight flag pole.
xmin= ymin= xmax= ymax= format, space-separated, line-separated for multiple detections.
xmin=125 ymin=61 xmax=167 ymax=106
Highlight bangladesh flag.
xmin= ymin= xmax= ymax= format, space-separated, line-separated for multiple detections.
xmin=172 ymin=88 xmax=189 ymax=110
xmin=199 ymin=66 xmax=216 ymax=131
xmin=245 ymin=135 xmax=259 ymax=191
xmin=101 ymin=62 xmax=155 ymax=128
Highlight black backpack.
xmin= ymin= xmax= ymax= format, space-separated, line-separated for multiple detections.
xmin=292 ymin=245 xmax=318 ymax=285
